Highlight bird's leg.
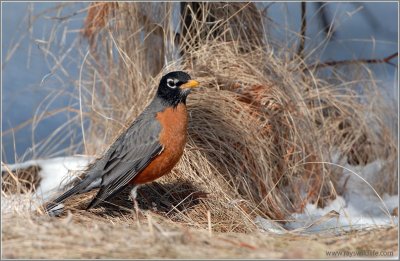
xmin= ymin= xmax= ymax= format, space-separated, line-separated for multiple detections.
xmin=129 ymin=186 xmax=140 ymax=216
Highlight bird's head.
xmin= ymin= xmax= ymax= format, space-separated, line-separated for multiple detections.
xmin=157 ymin=71 xmax=199 ymax=106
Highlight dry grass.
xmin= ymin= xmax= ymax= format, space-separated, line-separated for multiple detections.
xmin=2 ymin=210 xmax=398 ymax=259
xmin=2 ymin=165 xmax=42 ymax=194
xmin=2 ymin=2 xmax=398 ymax=259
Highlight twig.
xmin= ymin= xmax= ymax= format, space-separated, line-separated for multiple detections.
xmin=297 ymin=1 xmax=307 ymax=60
xmin=310 ymin=52 xmax=398 ymax=70
xmin=79 ymin=49 xmax=91 ymax=155
xmin=207 ymin=210 xmax=212 ymax=238
xmin=314 ymin=2 xmax=335 ymax=39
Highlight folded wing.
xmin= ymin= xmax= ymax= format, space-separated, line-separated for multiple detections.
xmin=45 ymin=114 xmax=163 ymax=212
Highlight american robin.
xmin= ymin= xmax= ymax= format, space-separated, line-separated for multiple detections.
xmin=45 ymin=71 xmax=199 ymax=213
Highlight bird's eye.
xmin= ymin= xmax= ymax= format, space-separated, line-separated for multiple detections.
xmin=167 ymin=79 xmax=177 ymax=89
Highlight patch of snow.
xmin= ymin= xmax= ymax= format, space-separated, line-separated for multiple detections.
xmin=285 ymin=194 xmax=397 ymax=233
xmin=1 ymin=156 xmax=92 ymax=213
xmin=34 ymin=156 xmax=92 ymax=200
xmin=256 ymin=159 xmax=398 ymax=234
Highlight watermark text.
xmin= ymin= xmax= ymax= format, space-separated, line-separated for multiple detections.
xmin=326 ymin=250 xmax=394 ymax=258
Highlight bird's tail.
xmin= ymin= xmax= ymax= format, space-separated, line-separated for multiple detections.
xmin=44 ymin=177 xmax=96 ymax=215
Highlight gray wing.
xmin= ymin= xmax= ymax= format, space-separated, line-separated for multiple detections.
xmin=45 ymin=113 xmax=163 ymax=212
xmin=86 ymin=118 xmax=164 ymax=209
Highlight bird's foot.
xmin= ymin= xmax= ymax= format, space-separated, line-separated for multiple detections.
xmin=133 ymin=198 xmax=140 ymax=216
xmin=129 ymin=186 xmax=138 ymax=202
xmin=129 ymin=186 xmax=143 ymax=218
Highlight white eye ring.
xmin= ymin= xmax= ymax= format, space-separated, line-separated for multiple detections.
xmin=167 ymin=78 xmax=178 ymax=89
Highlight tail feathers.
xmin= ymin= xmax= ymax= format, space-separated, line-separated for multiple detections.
xmin=46 ymin=203 xmax=65 ymax=217
xmin=45 ymin=177 xmax=96 ymax=214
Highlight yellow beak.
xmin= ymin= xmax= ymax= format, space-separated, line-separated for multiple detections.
xmin=181 ymin=80 xmax=200 ymax=89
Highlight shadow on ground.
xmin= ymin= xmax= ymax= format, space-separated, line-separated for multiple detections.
xmin=66 ymin=180 xmax=209 ymax=218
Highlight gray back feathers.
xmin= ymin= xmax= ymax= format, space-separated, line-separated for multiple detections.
xmin=46 ymin=97 xmax=166 ymax=212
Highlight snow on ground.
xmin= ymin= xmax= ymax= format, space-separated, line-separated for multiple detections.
xmin=1 ymin=156 xmax=92 ymax=213
xmin=285 ymin=194 xmax=397 ymax=233
xmin=256 ymin=159 xmax=399 ymax=234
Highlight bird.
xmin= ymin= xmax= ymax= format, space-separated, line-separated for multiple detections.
xmin=45 ymin=71 xmax=199 ymax=214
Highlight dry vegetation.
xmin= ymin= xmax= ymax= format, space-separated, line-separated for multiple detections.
xmin=2 ymin=2 xmax=398 ymax=259
xmin=2 ymin=210 xmax=398 ymax=259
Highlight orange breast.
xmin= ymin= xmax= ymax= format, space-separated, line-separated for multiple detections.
xmin=131 ymin=103 xmax=188 ymax=184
